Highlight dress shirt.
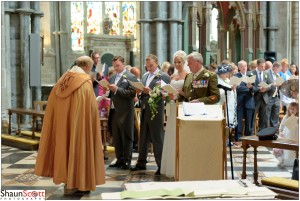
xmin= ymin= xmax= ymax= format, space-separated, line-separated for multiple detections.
xmin=146 ymin=68 xmax=159 ymax=87
xmin=257 ymin=70 xmax=263 ymax=83
xmin=111 ymin=69 xmax=127 ymax=109
xmin=193 ymin=67 xmax=204 ymax=80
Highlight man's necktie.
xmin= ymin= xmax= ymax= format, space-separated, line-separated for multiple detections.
xmin=259 ymin=71 xmax=262 ymax=82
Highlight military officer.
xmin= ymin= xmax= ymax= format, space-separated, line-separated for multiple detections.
xmin=178 ymin=52 xmax=220 ymax=104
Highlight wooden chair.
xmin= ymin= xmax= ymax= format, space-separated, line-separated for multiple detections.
xmin=33 ymin=101 xmax=48 ymax=131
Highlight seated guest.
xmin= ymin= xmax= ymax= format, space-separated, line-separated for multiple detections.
xmin=177 ymin=52 xmax=220 ymax=104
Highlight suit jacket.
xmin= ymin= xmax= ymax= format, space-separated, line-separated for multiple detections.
xmin=140 ymin=71 xmax=170 ymax=122
xmin=252 ymin=70 xmax=271 ymax=104
xmin=179 ymin=69 xmax=220 ymax=104
xmin=108 ymin=71 xmax=137 ymax=139
xmin=235 ymin=71 xmax=257 ymax=110
xmin=266 ymin=69 xmax=279 ymax=98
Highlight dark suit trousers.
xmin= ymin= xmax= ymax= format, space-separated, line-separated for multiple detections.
xmin=110 ymin=110 xmax=133 ymax=164
xmin=236 ymin=101 xmax=254 ymax=141
xmin=266 ymin=96 xmax=280 ymax=127
xmin=137 ymin=109 xmax=164 ymax=168
xmin=253 ymin=95 xmax=268 ymax=131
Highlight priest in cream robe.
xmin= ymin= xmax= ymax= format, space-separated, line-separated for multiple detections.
xmin=35 ymin=56 xmax=105 ymax=192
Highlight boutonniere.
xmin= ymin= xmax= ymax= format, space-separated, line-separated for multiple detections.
xmin=264 ymin=74 xmax=267 ymax=79
xmin=248 ymin=72 xmax=253 ymax=77
xmin=154 ymin=72 xmax=161 ymax=79
xmin=204 ymin=72 xmax=210 ymax=78
xmin=122 ymin=74 xmax=127 ymax=79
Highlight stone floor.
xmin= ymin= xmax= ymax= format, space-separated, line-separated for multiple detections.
xmin=1 ymin=144 xmax=293 ymax=200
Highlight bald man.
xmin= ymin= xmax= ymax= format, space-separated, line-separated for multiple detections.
xmin=35 ymin=56 xmax=105 ymax=193
xmin=130 ymin=67 xmax=141 ymax=81
xmin=265 ymin=61 xmax=273 ymax=71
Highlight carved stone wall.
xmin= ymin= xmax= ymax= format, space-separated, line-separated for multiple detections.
xmin=84 ymin=34 xmax=133 ymax=65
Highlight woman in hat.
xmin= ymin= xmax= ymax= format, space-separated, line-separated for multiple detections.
xmin=215 ymin=64 xmax=238 ymax=139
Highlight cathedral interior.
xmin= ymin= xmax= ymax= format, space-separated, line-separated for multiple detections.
xmin=1 ymin=1 xmax=299 ymax=200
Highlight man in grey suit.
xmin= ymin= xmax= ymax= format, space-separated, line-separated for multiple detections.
xmin=266 ymin=61 xmax=281 ymax=127
xmin=130 ymin=54 xmax=170 ymax=175
xmin=252 ymin=58 xmax=271 ymax=131
xmin=108 ymin=56 xmax=137 ymax=170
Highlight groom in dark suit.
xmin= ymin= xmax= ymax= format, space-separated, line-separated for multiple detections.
xmin=130 ymin=54 xmax=170 ymax=175
xmin=108 ymin=56 xmax=137 ymax=170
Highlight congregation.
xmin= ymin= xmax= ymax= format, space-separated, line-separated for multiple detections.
xmin=35 ymin=50 xmax=299 ymax=193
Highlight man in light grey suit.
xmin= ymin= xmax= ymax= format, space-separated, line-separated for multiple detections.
xmin=252 ymin=58 xmax=272 ymax=131
xmin=108 ymin=56 xmax=137 ymax=170
xmin=266 ymin=61 xmax=281 ymax=127
xmin=130 ymin=54 xmax=170 ymax=175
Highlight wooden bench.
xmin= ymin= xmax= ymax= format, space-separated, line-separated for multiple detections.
xmin=1 ymin=134 xmax=39 ymax=150
xmin=241 ymin=136 xmax=299 ymax=185
xmin=261 ymin=177 xmax=299 ymax=200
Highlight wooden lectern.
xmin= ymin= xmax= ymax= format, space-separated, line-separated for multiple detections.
xmin=175 ymin=104 xmax=226 ymax=181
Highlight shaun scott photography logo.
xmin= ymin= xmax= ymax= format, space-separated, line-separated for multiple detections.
xmin=0 ymin=190 xmax=45 ymax=200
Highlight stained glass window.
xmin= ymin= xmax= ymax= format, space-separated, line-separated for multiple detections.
xmin=71 ymin=2 xmax=84 ymax=51
xmin=87 ymin=2 xmax=102 ymax=34
xmin=71 ymin=2 xmax=137 ymax=50
xmin=105 ymin=2 xmax=120 ymax=35
xmin=122 ymin=2 xmax=136 ymax=37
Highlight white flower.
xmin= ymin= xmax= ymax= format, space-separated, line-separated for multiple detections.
xmin=155 ymin=87 xmax=161 ymax=94
xmin=204 ymin=72 xmax=210 ymax=77
xmin=148 ymin=98 xmax=153 ymax=103
xmin=152 ymin=93 xmax=157 ymax=98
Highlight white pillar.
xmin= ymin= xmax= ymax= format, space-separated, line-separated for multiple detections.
xmin=169 ymin=2 xmax=178 ymax=62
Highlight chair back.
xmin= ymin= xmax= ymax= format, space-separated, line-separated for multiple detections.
xmin=33 ymin=101 xmax=48 ymax=111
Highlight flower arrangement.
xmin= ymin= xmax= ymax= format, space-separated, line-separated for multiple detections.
xmin=148 ymin=81 xmax=170 ymax=120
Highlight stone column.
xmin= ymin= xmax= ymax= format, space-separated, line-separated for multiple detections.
xmin=256 ymin=3 xmax=264 ymax=59
xmin=188 ymin=2 xmax=198 ymax=52
xmin=59 ymin=2 xmax=69 ymax=73
xmin=53 ymin=2 xmax=61 ymax=80
xmin=2 ymin=2 xmax=12 ymax=119
xmin=245 ymin=4 xmax=253 ymax=63
xmin=261 ymin=2 xmax=267 ymax=52
xmin=31 ymin=2 xmax=44 ymax=102
xmin=169 ymin=2 xmax=178 ymax=61
xmin=177 ymin=2 xmax=183 ymax=51
xmin=292 ymin=1 xmax=299 ymax=65
xmin=203 ymin=3 xmax=212 ymax=65
xmin=155 ymin=1 xmax=166 ymax=64
xmin=139 ymin=2 xmax=151 ymax=75
xmin=17 ymin=2 xmax=32 ymax=111
xmin=268 ymin=2 xmax=276 ymax=51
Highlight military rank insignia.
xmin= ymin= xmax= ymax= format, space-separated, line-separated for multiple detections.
xmin=192 ymin=80 xmax=208 ymax=88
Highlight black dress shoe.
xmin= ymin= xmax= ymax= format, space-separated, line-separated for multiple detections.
xmin=109 ymin=162 xmax=124 ymax=168
xmin=120 ymin=164 xmax=131 ymax=170
xmin=130 ymin=164 xmax=146 ymax=171
xmin=155 ymin=168 xmax=161 ymax=175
